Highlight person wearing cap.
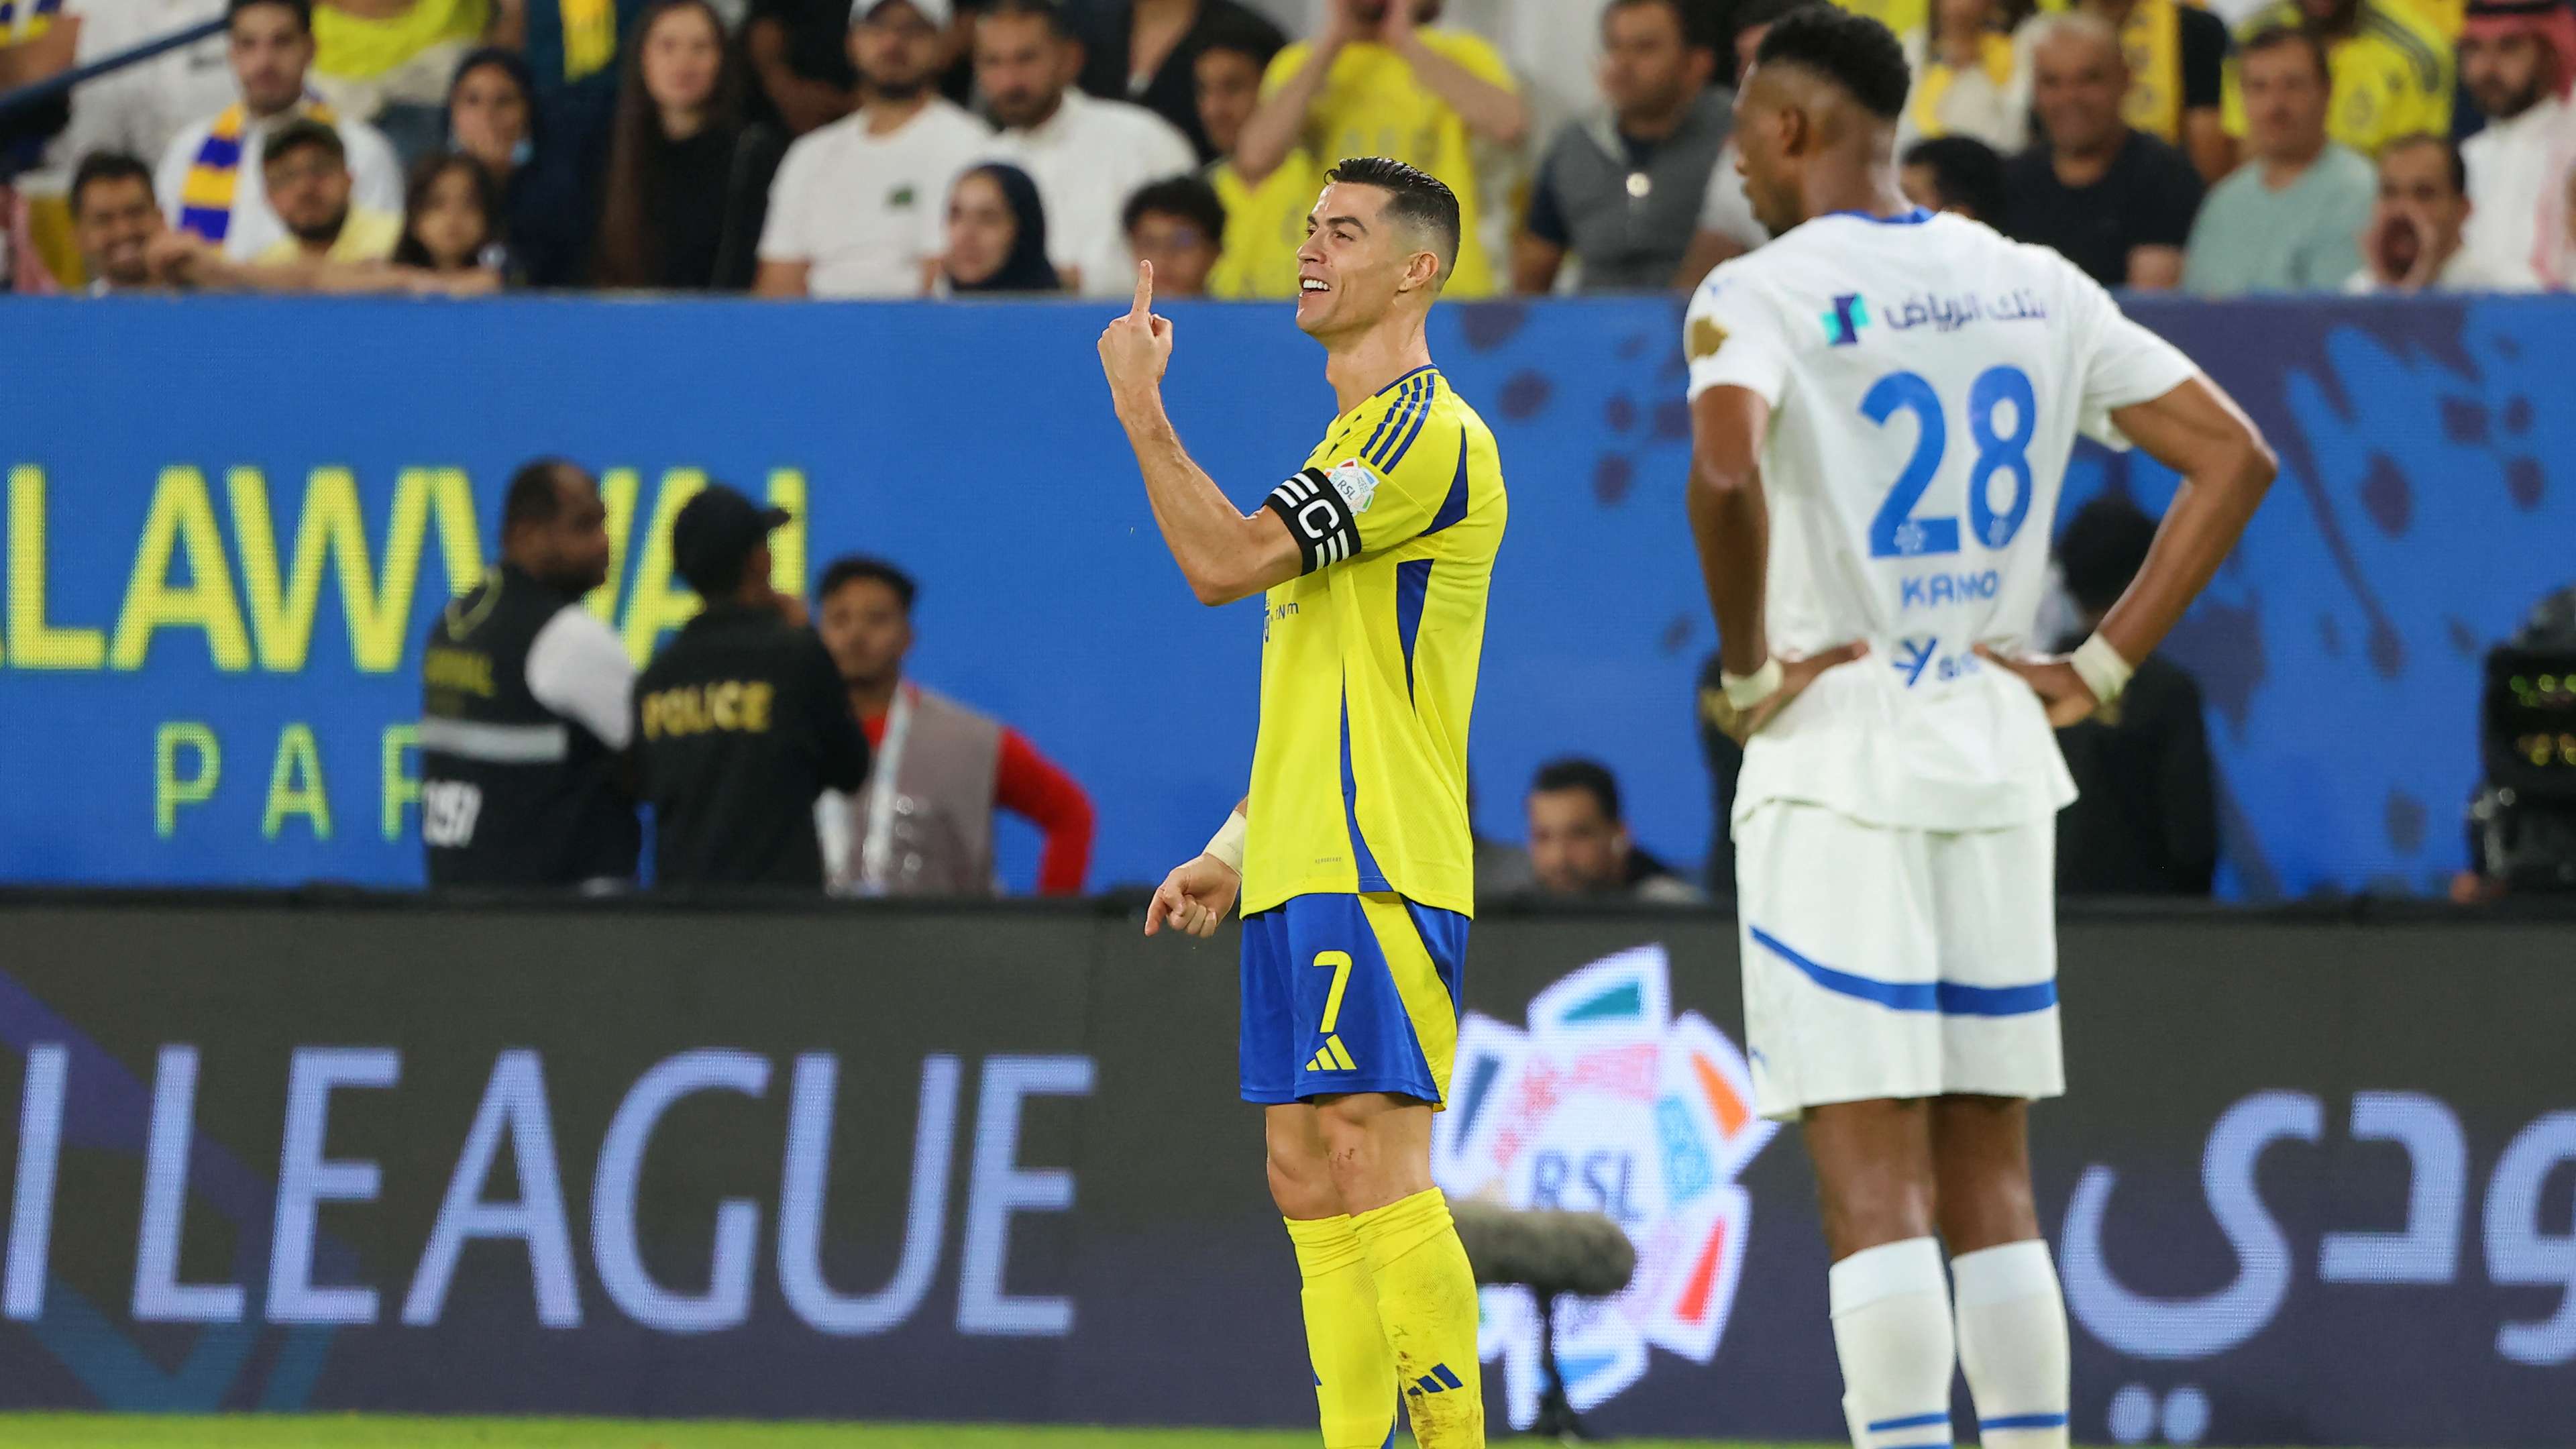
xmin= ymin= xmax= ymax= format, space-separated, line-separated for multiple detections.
xmin=756 ymin=0 xmax=995 ymax=298
xmin=2459 ymin=0 xmax=2576 ymax=288
xmin=420 ymin=459 xmax=641 ymax=891
xmin=155 ymin=0 xmax=405 ymax=262
xmin=632 ymin=486 xmax=872 ymax=890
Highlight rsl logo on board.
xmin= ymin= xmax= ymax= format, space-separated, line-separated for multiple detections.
xmin=1434 ymin=945 xmax=1776 ymax=1429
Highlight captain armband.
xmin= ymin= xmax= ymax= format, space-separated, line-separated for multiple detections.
xmin=1263 ymin=467 xmax=1363 ymax=574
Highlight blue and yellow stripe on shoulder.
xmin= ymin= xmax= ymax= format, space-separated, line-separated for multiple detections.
xmin=1358 ymin=366 xmax=1444 ymax=473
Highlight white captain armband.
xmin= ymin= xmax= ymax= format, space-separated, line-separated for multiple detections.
xmin=1263 ymin=467 xmax=1362 ymax=574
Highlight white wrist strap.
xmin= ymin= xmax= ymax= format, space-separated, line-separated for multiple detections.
xmin=1720 ymin=657 xmax=1785 ymax=710
xmin=2071 ymin=633 xmax=2135 ymax=706
xmin=1203 ymin=811 xmax=1247 ymax=874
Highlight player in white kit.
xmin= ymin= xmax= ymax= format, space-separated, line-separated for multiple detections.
xmin=1681 ymin=9 xmax=2277 ymax=1449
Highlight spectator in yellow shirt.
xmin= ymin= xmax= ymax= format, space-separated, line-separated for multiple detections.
xmin=1195 ymin=13 xmax=1312 ymax=297
xmin=2223 ymin=0 xmax=2454 ymax=153
xmin=1232 ymin=0 xmax=1526 ymax=298
xmin=253 ymin=117 xmax=403 ymax=263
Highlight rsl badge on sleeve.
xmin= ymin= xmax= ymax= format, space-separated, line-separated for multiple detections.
xmin=1688 ymin=315 xmax=1729 ymax=361
xmin=1329 ymin=459 xmax=1380 ymax=513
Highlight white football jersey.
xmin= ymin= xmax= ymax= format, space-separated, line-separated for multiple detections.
xmin=1685 ymin=209 xmax=2198 ymax=831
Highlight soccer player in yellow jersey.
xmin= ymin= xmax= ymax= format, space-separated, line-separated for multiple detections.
xmin=1097 ymin=156 xmax=1505 ymax=1449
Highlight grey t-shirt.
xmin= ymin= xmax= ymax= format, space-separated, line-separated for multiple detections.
xmin=1527 ymin=88 xmax=1733 ymax=291
xmin=2182 ymin=144 xmax=2376 ymax=297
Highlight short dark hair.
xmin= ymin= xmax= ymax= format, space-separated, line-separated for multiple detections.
xmin=1901 ymin=135 xmax=2006 ymax=223
xmin=2057 ymin=494 xmax=2159 ymax=616
xmin=2381 ymin=130 xmax=2465 ymax=195
xmin=227 ymin=0 xmax=313 ymax=32
xmin=502 ymin=458 xmax=581 ymax=535
xmin=1195 ymin=7 xmax=1283 ymax=66
xmin=1603 ymin=0 xmax=1699 ymax=44
xmin=1752 ymin=4 xmax=1911 ymax=122
xmin=1531 ymin=757 xmax=1623 ymax=823
xmin=2239 ymin=23 xmax=2330 ymax=84
xmin=70 ymin=152 xmax=154 ymax=216
xmin=1324 ymin=156 xmax=1462 ymax=284
xmin=1730 ymin=0 xmax=1820 ymax=47
xmin=979 ymin=0 xmax=1071 ymax=37
xmin=1123 ymin=174 xmax=1227 ymax=245
xmin=262 ymin=117 xmax=345 ymax=171
xmin=817 ymin=555 xmax=918 ymax=612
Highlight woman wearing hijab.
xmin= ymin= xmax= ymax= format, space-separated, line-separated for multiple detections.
xmin=445 ymin=47 xmax=594 ymax=288
xmin=936 ymin=162 xmax=1064 ymax=294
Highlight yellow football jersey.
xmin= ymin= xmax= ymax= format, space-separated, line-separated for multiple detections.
xmin=1243 ymin=366 xmax=1507 ymax=918
xmin=2220 ymin=0 xmax=2453 ymax=151
xmin=1209 ymin=154 xmax=1318 ymax=301
xmin=1260 ymin=32 xmax=1515 ymax=299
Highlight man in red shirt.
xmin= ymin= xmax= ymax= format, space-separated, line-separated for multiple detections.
xmin=813 ymin=555 xmax=1095 ymax=894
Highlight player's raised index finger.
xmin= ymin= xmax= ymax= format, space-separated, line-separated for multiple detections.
xmin=1132 ymin=260 xmax=1155 ymax=316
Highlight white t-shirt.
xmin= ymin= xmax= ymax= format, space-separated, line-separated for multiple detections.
xmin=154 ymin=105 xmax=405 ymax=262
xmin=759 ymin=99 xmax=993 ymax=298
xmin=50 ymin=0 xmax=233 ymax=178
xmin=1696 ymin=140 xmax=1768 ymax=254
xmin=2460 ymin=94 xmax=2573 ymax=291
xmin=987 ymin=88 xmax=1197 ymax=296
xmin=1684 ymin=209 xmax=2198 ymax=830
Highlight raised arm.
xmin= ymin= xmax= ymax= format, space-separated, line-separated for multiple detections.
xmin=1234 ymin=30 xmax=1343 ymax=186
xmin=1097 ymin=263 xmax=1302 ymax=606
xmin=1383 ymin=8 xmax=1526 ymax=148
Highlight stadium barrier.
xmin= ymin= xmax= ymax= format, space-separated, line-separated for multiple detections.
xmin=5 ymin=296 xmax=2574 ymax=900
xmin=1 ymin=893 xmax=2570 ymax=1446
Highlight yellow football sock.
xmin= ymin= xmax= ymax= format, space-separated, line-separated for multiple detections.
xmin=1285 ymin=1215 xmax=1397 ymax=1449
xmin=1352 ymin=1188 xmax=1484 ymax=1448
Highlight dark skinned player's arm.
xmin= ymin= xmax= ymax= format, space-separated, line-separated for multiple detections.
xmin=2085 ymin=376 xmax=2276 ymax=664
xmin=1686 ymin=384 xmax=1774 ymax=676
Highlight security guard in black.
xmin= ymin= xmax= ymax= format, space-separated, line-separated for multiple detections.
xmin=421 ymin=460 xmax=640 ymax=888
xmin=633 ymin=486 xmax=870 ymax=888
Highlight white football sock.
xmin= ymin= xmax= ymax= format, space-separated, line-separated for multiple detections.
xmin=1951 ymin=1239 xmax=2072 ymax=1449
xmin=1828 ymin=1236 xmax=1957 ymax=1449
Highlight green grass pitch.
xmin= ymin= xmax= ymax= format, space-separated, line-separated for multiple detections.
xmin=0 ymin=1420 xmax=1824 ymax=1449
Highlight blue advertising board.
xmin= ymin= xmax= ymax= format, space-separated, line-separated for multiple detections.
xmin=1 ymin=294 xmax=2570 ymax=896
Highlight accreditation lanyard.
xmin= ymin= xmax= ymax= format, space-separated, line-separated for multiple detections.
xmin=857 ymin=684 xmax=915 ymax=894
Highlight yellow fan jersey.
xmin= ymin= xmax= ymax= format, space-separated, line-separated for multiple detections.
xmin=2220 ymin=0 xmax=2453 ymax=152
xmin=1244 ymin=365 xmax=1507 ymax=919
xmin=1260 ymin=33 xmax=1515 ymax=299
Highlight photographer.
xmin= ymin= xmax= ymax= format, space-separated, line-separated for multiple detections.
xmin=632 ymin=487 xmax=871 ymax=890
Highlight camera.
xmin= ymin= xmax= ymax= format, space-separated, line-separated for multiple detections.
xmin=2470 ymin=588 xmax=2576 ymax=892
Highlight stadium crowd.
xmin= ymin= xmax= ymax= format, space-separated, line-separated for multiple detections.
xmin=0 ymin=0 xmax=2571 ymax=298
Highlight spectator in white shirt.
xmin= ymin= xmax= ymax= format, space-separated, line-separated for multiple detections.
xmin=2349 ymin=132 xmax=2536 ymax=290
xmin=757 ymin=0 xmax=994 ymax=297
xmin=1672 ymin=0 xmax=1799 ymax=287
xmin=973 ymin=0 xmax=1196 ymax=294
xmin=54 ymin=0 xmax=233 ymax=178
xmin=154 ymin=0 xmax=402 ymax=262
xmin=2457 ymin=0 xmax=2576 ymax=288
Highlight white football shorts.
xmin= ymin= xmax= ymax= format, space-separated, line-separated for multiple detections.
xmin=1733 ymin=800 xmax=2064 ymax=1120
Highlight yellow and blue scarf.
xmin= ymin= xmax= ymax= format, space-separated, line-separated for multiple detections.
xmin=178 ymin=96 xmax=337 ymax=244
xmin=0 ymin=0 xmax=62 ymax=42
